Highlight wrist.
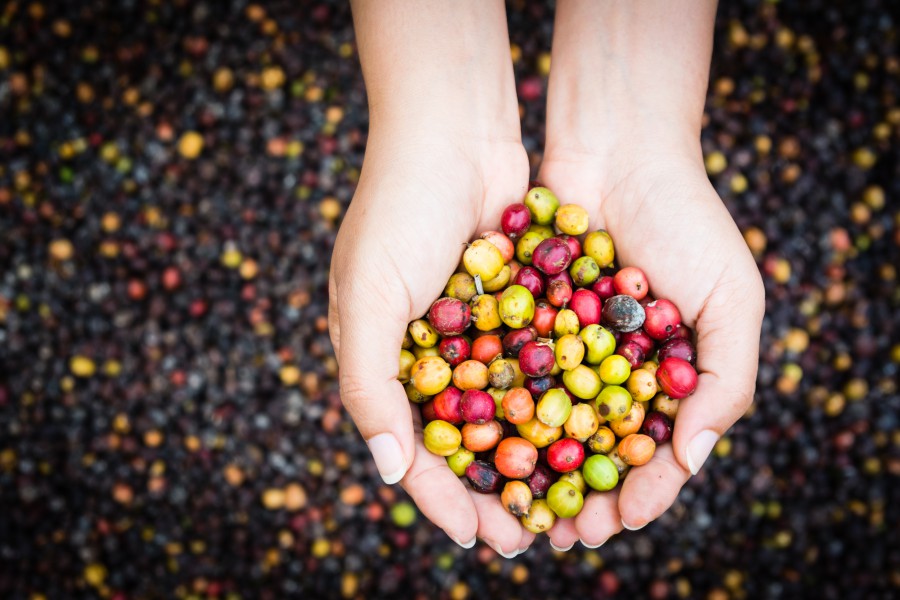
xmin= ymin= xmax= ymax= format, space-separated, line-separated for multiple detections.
xmin=544 ymin=0 xmax=715 ymax=173
xmin=353 ymin=0 xmax=520 ymax=146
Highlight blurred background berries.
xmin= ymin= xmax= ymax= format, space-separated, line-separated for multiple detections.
xmin=0 ymin=1 xmax=898 ymax=598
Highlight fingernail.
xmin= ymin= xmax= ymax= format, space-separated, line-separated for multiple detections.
xmin=366 ymin=433 xmax=407 ymax=484
xmin=549 ymin=541 xmax=574 ymax=552
xmin=621 ymin=519 xmax=646 ymax=531
xmin=580 ymin=538 xmax=606 ymax=549
xmin=451 ymin=536 xmax=476 ymax=549
xmin=687 ymin=429 xmax=719 ymax=475
xmin=486 ymin=540 xmax=518 ymax=559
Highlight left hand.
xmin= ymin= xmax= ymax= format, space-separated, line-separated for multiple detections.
xmin=537 ymin=145 xmax=765 ymax=548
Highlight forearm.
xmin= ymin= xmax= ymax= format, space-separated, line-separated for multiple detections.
xmin=546 ymin=0 xmax=717 ymax=160
xmin=351 ymin=0 xmax=520 ymax=144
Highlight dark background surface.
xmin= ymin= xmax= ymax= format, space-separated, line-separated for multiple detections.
xmin=1 ymin=1 xmax=898 ymax=598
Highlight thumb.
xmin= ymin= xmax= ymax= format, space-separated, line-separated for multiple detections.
xmin=335 ymin=279 xmax=415 ymax=485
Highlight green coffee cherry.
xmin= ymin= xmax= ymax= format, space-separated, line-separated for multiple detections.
xmin=547 ymin=480 xmax=584 ymax=518
xmin=583 ymin=454 xmax=619 ymax=491
xmin=524 ymin=187 xmax=561 ymax=225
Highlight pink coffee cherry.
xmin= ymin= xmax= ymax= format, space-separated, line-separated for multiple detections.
xmin=570 ymin=289 xmax=602 ymax=328
xmin=656 ymin=357 xmax=698 ymax=399
xmin=501 ymin=203 xmax=532 ymax=239
xmin=427 ymin=297 xmax=471 ymax=336
xmin=613 ymin=266 xmax=650 ymax=300
xmin=643 ymin=298 xmax=682 ymax=340
xmin=519 ymin=341 xmax=555 ymax=378
xmin=460 ymin=389 xmax=497 ymax=424
xmin=532 ymin=237 xmax=573 ymax=275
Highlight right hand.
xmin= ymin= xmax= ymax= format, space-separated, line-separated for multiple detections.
xmin=328 ymin=133 xmax=534 ymax=555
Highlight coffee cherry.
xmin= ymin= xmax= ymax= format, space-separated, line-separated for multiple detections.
xmin=656 ymin=357 xmax=698 ymax=399
xmin=447 ymin=447 xmax=476 ymax=476
xmin=657 ymin=336 xmax=697 ymax=365
xmin=399 ymin=349 xmax=416 ymax=382
xmin=501 ymin=480 xmax=533 ymax=517
xmin=519 ymin=341 xmax=555 ymax=377
xmin=460 ymin=389 xmax=496 ymax=424
xmin=452 ymin=360 xmax=489 ymax=390
xmin=463 ymin=239 xmax=505 ymax=280
xmin=501 ymin=387 xmax=535 ymax=425
xmin=488 ymin=358 xmax=516 ymax=389
xmin=461 ymin=420 xmax=503 ymax=452
xmin=583 ymin=230 xmax=615 ymax=267
xmin=520 ymin=498 xmax=556 ymax=533
xmin=445 ymin=272 xmax=478 ymax=302
xmin=410 ymin=356 xmax=452 ymax=395
xmin=524 ymin=464 xmax=556 ymax=499
xmin=596 ymin=385 xmax=633 ymax=421
xmin=563 ymin=403 xmax=600 ymax=442
xmin=570 ymin=256 xmax=600 ymax=287
xmin=580 ymin=324 xmax=617 ymax=364
xmin=465 ymin=461 xmax=504 ymax=494
xmin=427 ymin=297 xmax=472 ymax=336
xmin=547 ymin=438 xmax=585 ymax=473
xmin=532 ymin=237 xmax=573 ymax=275
xmin=408 ymin=319 xmax=440 ymax=348
xmin=516 ymin=417 xmax=563 ymax=449
xmin=601 ymin=295 xmax=646 ymax=332
xmin=555 ymin=204 xmax=590 ymax=236
xmin=423 ymin=420 xmax=462 ymax=456
xmin=561 ymin=364 xmax=602 ymax=400
xmin=587 ymin=426 xmax=617 ymax=454
xmin=501 ymin=203 xmax=532 ymax=239
xmin=617 ymin=433 xmax=656 ymax=466
xmin=641 ymin=411 xmax=673 ymax=445
xmin=494 ymin=437 xmax=539 ymax=479
xmin=499 ymin=285 xmax=535 ymax=329
xmin=570 ymin=289 xmax=602 ymax=328
xmin=613 ymin=266 xmax=650 ymax=300
xmin=524 ymin=187 xmax=560 ymax=225
xmin=439 ymin=336 xmax=471 ymax=368
xmin=502 ymin=327 xmax=537 ymax=358
xmin=547 ymin=480 xmax=584 ymax=518
xmin=554 ymin=334 xmax=585 ymax=370
xmin=536 ymin=388 xmax=573 ymax=428
xmin=512 ymin=265 xmax=546 ymax=298
xmin=583 ymin=455 xmax=619 ymax=491
xmin=643 ymin=299 xmax=682 ymax=340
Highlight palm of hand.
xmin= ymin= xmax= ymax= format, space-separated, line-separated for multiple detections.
xmin=539 ymin=156 xmax=764 ymax=547
xmin=330 ymin=141 xmax=534 ymax=553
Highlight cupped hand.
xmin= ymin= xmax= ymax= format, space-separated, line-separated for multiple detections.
xmin=538 ymin=147 xmax=765 ymax=549
xmin=328 ymin=136 xmax=533 ymax=554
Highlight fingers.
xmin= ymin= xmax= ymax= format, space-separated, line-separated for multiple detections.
xmin=547 ymin=517 xmax=579 ymax=552
xmin=574 ymin=487 xmax=623 ymax=547
xmin=671 ymin=277 xmax=764 ymax=476
xmin=401 ymin=410 xmax=479 ymax=547
xmin=617 ymin=444 xmax=689 ymax=530
xmin=336 ymin=273 xmax=480 ymax=546
xmin=468 ymin=488 xmax=530 ymax=558
xmin=336 ymin=274 xmax=416 ymax=486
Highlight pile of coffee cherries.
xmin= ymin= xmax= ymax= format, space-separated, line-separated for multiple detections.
xmin=398 ymin=186 xmax=698 ymax=534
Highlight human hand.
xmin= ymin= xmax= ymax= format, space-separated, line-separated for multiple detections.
xmin=532 ymin=0 xmax=763 ymax=550
xmin=328 ymin=134 xmax=534 ymax=554
xmin=329 ymin=0 xmax=542 ymax=557
xmin=536 ymin=146 xmax=765 ymax=548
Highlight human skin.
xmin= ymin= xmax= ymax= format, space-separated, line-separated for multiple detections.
xmin=331 ymin=0 xmax=765 ymax=555
xmin=539 ymin=0 xmax=765 ymax=550
xmin=329 ymin=0 xmax=534 ymax=557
